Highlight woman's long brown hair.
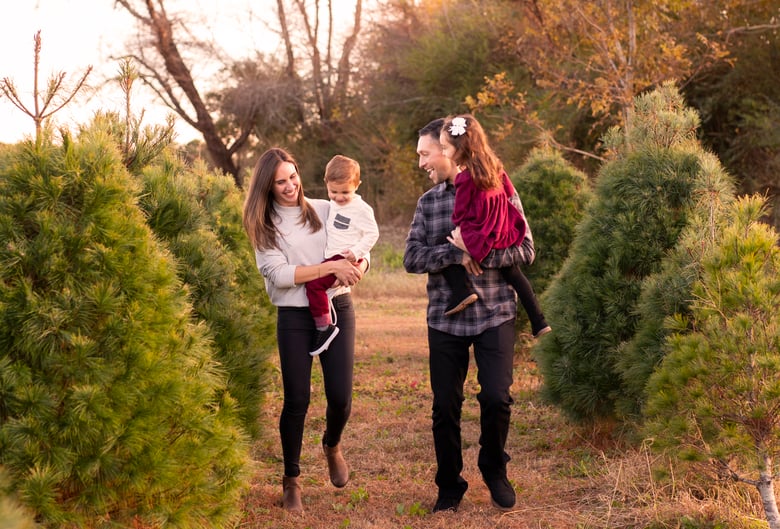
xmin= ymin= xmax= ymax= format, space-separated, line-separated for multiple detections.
xmin=242 ymin=147 xmax=323 ymax=250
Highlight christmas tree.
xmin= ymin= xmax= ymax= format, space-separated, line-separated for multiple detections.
xmin=534 ymin=82 xmax=735 ymax=423
xmin=0 ymin=125 xmax=249 ymax=527
xmin=645 ymin=195 xmax=780 ymax=529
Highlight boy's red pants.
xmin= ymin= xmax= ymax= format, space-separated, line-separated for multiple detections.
xmin=305 ymin=255 xmax=344 ymax=327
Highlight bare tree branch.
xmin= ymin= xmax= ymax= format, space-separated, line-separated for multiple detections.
xmin=1 ymin=30 xmax=92 ymax=142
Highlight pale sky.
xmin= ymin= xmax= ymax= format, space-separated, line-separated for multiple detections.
xmin=0 ymin=0 xmax=332 ymax=144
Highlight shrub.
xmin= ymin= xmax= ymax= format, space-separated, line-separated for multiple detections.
xmin=135 ymin=154 xmax=274 ymax=439
xmin=0 ymin=128 xmax=249 ymax=527
xmin=613 ymin=149 xmax=734 ymax=420
xmin=508 ymin=147 xmax=591 ymax=329
xmin=645 ymin=195 xmax=780 ymax=529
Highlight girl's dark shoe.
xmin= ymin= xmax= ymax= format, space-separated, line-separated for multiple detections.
xmin=533 ymin=325 xmax=552 ymax=338
xmin=444 ymin=293 xmax=478 ymax=316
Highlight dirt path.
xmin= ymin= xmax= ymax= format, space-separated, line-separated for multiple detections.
xmin=238 ymin=277 xmax=650 ymax=528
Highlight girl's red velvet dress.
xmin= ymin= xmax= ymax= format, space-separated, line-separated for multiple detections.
xmin=451 ymin=169 xmax=527 ymax=263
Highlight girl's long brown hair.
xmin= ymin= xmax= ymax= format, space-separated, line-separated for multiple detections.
xmin=441 ymin=114 xmax=503 ymax=190
xmin=242 ymin=147 xmax=323 ymax=250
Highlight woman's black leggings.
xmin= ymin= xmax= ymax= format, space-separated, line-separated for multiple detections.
xmin=276 ymin=293 xmax=355 ymax=477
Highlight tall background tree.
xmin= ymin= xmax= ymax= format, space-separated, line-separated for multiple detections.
xmin=516 ymin=0 xmax=700 ymax=134
xmin=350 ymin=0 xmax=538 ymax=220
xmin=116 ymin=0 xmax=252 ymax=184
xmin=114 ymin=0 xmax=364 ymax=188
xmin=94 ymin=0 xmax=779 ymax=228
xmin=276 ymin=0 xmax=363 ymax=124
xmin=683 ymin=5 xmax=780 ymax=229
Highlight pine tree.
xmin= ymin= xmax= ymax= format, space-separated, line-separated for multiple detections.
xmin=185 ymin=160 xmax=275 ymax=359
xmin=85 ymin=110 xmax=274 ymax=439
xmin=509 ymin=146 xmax=592 ymax=297
xmin=0 ymin=468 xmax=37 ymax=529
xmin=0 ymin=126 xmax=249 ymax=527
xmin=644 ymin=195 xmax=780 ymax=529
xmin=533 ymin=82 xmax=735 ymax=422
xmin=135 ymin=152 xmax=274 ymax=439
xmin=613 ymin=150 xmax=735 ymax=420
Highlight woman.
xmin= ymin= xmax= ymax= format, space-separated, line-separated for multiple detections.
xmin=242 ymin=147 xmax=367 ymax=513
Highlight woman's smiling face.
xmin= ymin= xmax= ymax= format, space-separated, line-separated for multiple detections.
xmin=272 ymin=161 xmax=301 ymax=207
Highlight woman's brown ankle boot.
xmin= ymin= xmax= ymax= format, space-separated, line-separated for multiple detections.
xmin=282 ymin=475 xmax=303 ymax=513
xmin=323 ymin=443 xmax=349 ymax=487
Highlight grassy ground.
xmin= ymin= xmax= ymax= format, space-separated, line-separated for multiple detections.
xmin=236 ymin=226 xmax=766 ymax=529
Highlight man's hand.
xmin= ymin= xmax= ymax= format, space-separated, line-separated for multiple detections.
xmin=447 ymin=226 xmax=468 ymax=252
xmin=462 ymin=252 xmax=483 ymax=276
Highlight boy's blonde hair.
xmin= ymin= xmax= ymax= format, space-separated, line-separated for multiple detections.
xmin=324 ymin=155 xmax=361 ymax=186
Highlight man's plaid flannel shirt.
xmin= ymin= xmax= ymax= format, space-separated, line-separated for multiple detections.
xmin=403 ymin=181 xmax=536 ymax=336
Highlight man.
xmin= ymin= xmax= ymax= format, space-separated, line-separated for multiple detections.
xmin=403 ymin=118 xmax=535 ymax=513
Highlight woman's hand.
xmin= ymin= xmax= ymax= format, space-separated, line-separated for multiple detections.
xmin=332 ymin=258 xmax=364 ymax=287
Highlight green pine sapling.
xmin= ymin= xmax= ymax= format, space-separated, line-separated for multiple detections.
xmin=645 ymin=195 xmax=780 ymax=529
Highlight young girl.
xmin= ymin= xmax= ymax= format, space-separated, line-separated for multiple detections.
xmin=439 ymin=114 xmax=551 ymax=338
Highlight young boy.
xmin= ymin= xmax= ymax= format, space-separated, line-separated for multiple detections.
xmin=306 ymin=155 xmax=379 ymax=355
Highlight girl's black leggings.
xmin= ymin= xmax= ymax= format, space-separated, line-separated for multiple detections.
xmin=276 ymin=293 xmax=355 ymax=477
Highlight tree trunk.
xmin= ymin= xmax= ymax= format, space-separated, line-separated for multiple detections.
xmin=757 ymin=464 xmax=780 ymax=529
xmin=144 ymin=0 xmax=240 ymax=183
xmin=117 ymin=0 xmax=243 ymax=185
xmin=276 ymin=0 xmax=305 ymax=123
xmin=293 ymin=0 xmax=328 ymax=120
xmin=334 ymin=0 xmax=362 ymax=110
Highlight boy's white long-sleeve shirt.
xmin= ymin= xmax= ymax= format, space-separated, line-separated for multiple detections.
xmin=254 ymin=199 xmax=351 ymax=307
xmin=324 ymin=195 xmax=379 ymax=260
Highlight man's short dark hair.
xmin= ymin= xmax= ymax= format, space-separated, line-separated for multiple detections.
xmin=418 ymin=118 xmax=444 ymax=138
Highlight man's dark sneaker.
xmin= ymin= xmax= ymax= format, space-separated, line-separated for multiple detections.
xmin=484 ymin=476 xmax=516 ymax=511
xmin=444 ymin=293 xmax=478 ymax=317
xmin=432 ymin=496 xmax=461 ymax=513
xmin=310 ymin=324 xmax=339 ymax=356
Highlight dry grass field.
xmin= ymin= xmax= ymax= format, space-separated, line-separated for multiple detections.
xmin=236 ymin=226 xmax=766 ymax=529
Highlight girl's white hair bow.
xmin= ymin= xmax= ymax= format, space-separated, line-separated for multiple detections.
xmin=449 ymin=117 xmax=467 ymax=136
